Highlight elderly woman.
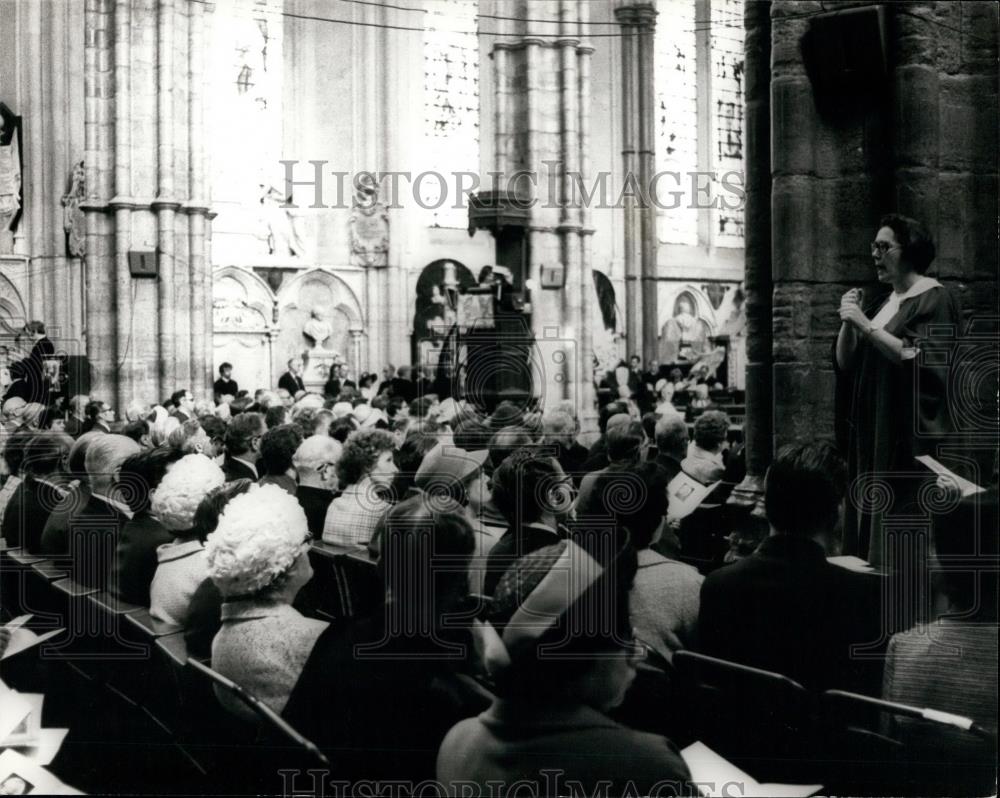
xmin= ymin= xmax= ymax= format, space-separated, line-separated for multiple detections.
xmin=206 ymin=484 xmax=328 ymax=716
xmin=835 ymin=214 xmax=961 ymax=565
xmin=148 ymin=454 xmax=227 ymax=625
xmin=321 ymin=428 xmax=397 ymax=549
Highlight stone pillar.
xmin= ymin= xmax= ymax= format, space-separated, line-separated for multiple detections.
xmin=9 ymin=0 xmax=86 ymax=347
xmin=83 ymin=0 xmax=213 ymax=406
xmin=730 ymin=0 xmax=772 ymax=512
xmin=770 ymin=1 xmax=887 ymax=451
xmin=615 ymin=1 xmax=658 ymax=368
xmin=83 ymin=0 xmax=117 ymax=401
xmin=489 ymin=0 xmax=594 ymax=410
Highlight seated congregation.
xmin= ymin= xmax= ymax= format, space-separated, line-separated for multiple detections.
xmin=0 ymin=384 xmax=996 ymax=797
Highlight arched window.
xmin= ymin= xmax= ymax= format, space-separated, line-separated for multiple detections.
xmin=422 ymin=0 xmax=480 ymax=229
xmin=655 ymin=0 xmax=745 ymax=248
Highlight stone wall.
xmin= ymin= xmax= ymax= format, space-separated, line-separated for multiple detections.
xmin=767 ymin=0 xmax=998 ymax=455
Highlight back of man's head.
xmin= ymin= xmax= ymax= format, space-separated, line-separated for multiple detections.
xmin=542 ymin=410 xmax=577 ymax=446
xmin=85 ymin=434 xmax=141 ymax=492
xmin=606 ymin=420 xmax=645 ymax=463
xmin=260 ymin=424 xmax=304 ymax=476
xmin=598 ymin=401 xmax=629 ymax=434
xmin=225 ymin=412 xmax=264 ymax=457
xmin=655 ymin=415 xmax=689 ymax=461
xmin=491 ymin=449 xmax=563 ymax=526
xmin=693 ymin=410 xmax=729 ymax=452
xmin=293 ymin=434 xmax=342 ymax=479
xmin=488 ymin=426 xmax=535 ymax=473
xmin=765 ymin=442 xmax=847 ymax=538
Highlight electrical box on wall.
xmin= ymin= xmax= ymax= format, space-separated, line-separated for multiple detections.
xmin=128 ymin=250 xmax=157 ymax=277
xmin=540 ymin=263 xmax=565 ymax=289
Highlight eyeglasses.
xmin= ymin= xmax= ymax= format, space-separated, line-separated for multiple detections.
xmin=870 ymin=241 xmax=899 ymax=255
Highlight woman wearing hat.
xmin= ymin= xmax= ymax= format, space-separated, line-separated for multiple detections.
xmin=206 ymin=483 xmax=328 ymax=716
xmin=437 ymin=540 xmax=694 ymax=795
xmin=148 ymin=453 xmax=227 ymax=625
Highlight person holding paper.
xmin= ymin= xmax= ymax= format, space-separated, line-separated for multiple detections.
xmin=834 ymin=214 xmax=960 ymax=566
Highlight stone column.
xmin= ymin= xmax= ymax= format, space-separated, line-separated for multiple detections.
xmin=82 ymin=0 xmax=213 ymax=406
xmin=83 ymin=0 xmax=117 ymax=400
xmin=730 ymin=0 xmax=772 ymax=512
xmin=615 ymin=2 xmax=658 ymax=368
xmin=489 ymin=0 xmax=594 ymax=410
xmin=9 ymin=1 xmax=86 ymax=347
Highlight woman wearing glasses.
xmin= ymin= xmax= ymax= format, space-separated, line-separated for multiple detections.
xmin=835 ymin=214 xmax=960 ymax=566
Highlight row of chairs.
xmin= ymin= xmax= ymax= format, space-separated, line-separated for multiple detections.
xmin=672 ymin=650 xmax=997 ymax=796
xmin=0 ymin=538 xmax=378 ymax=794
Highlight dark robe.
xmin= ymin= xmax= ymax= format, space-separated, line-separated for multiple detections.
xmin=834 ymin=283 xmax=961 ymax=566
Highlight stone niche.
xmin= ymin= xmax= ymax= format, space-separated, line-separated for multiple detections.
xmin=275 ymin=269 xmax=364 ymax=391
xmin=212 ymin=267 xmax=277 ymax=395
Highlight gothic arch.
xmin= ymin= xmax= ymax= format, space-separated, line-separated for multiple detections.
xmin=212 ymin=266 xmax=276 ymax=330
xmin=277 ymin=268 xmax=364 ymax=330
xmin=0 ymin=273 xmax=27 ymax=336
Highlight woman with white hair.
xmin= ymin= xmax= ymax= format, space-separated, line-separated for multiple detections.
xmin=148 ymin=454 xmax=226 ymax=625
xmin=206 ymin=484 xmax=327 ymax=715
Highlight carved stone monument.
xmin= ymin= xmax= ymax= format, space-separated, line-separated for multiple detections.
xmin=62 ymin=160 xmax=86 ymax=257
xmin=0 ymin=104 xmax=23 ymax=254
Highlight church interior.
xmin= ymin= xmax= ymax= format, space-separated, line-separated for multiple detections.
xmin=0 ymin=0 xmax=997 ymax=795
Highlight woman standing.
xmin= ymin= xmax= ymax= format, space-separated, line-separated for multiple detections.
xmin=835 ymin=214 xmax=960 ymax=566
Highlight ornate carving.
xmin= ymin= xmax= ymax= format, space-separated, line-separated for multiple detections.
xmin=258 ymin=183 xmax=307 ymax=257
xmin=0 ymin=104 xmax=23 ymax=250
xmin=350 ymin=182 xmax=389 ymax=269
xmin=212 ymin=297 xmax=268 ymax=332
xmin=62 ymin=160 xmax=86 ymax=257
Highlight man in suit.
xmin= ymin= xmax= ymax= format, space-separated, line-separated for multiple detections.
xmin=171 ymin=388 xmax=196 ymax=423
xmin=697 ymin=441 xmax=884 ymax=695
xmin=68 ymin=433 xmax=140 ymax=591
xmin=21 ymin=319 xmax=58 ymax=405
xmin=221 ymin=411 xmax=266 ymax=481
xmin=63 ymin=394 xmax=89 ymax=438
xmin=213 ymin=362 xmax=239 ymax=403
xmin=654 ymin=414 xmax=688 ymax=482
xmin=278 ymin=357 xmax=306 ymax=396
